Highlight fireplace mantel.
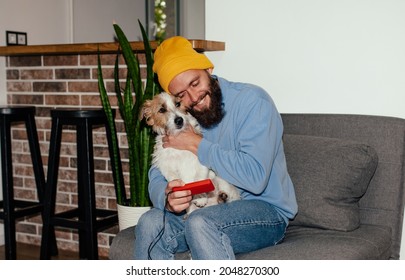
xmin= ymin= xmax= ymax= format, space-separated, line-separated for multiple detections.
xmin=0 ymin=40 xmax=225 ymax=56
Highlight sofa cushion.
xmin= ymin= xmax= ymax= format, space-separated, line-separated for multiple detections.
xmin=237 ymin=225 xmax=391 ymax=260
xmin=283 ymin=134 xmax=378 ymax=231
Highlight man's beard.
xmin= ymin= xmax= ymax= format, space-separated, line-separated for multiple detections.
xmin=189 ymin=76 xmax=224 ymax=129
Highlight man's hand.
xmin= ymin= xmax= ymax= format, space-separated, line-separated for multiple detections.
xmin=165 ymin=179 xmax=192 ymax=213
xmin=162 ymin=126 xmax=202 ymax=155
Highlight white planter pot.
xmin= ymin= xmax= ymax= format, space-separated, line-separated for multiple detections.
xmin=117 ymin=204 xmax=151 ymax=231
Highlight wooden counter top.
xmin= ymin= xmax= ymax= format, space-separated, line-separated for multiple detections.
xmin=0 ymin=40 xmax=225 ymax=56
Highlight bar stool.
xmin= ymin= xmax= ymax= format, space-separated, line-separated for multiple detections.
xmin=0 ymin=106 xmax=45 ymax=259
xmin=40 ymin=109 xmax=118 ymax=260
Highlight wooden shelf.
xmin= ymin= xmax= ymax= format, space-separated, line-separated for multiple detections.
xmin=0 ymin=40 xmax=225 ymax=56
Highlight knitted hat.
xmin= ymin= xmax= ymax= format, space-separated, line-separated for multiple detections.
xmin=153 ymin=36 xmax=214 ymax=94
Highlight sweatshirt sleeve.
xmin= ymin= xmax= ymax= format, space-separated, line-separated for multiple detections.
xmin=197 ymin=90 xmax=284 ymax=195
xmin=147 ymin=166 xmax=168 ymax=210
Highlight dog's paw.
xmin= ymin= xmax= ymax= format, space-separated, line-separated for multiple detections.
xmin=192 ymin=195 xmax=208 ymax=208
xmin=217 ymin=191 xmax=229 ymax=203
xmin=193 ymin=198 xmax=208 ymax=208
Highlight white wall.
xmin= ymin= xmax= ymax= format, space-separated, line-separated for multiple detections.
xmin=180 ymin=0 xmax=205 ymax=39
xmin=0 ymin=0 xmax=72 ymax=103
xmin=205 ymin=0 xmax=405 ymax=118
xmin=205 ymin=0 xmax=405 ymax=259
xmin=0 ymin=0 xmax=147 ymax=45
xmin=0 ymin=0 xmax=71 ymax=46
xmin=72 ymin=0 xmax=145 ymax=43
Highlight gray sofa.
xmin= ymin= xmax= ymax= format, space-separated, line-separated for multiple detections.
xmin=109 ymin=114 xmax=405 ymax=260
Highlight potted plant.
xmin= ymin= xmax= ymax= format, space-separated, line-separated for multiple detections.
xmin=97 ymin=20 xmax=160 ymax=230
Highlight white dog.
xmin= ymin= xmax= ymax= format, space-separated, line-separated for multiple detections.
xmin=140 ymin=92 xmax=240 ymax=215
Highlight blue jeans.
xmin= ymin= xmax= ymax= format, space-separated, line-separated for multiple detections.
xmin=134 ymin=200 xmax=287 ymax=260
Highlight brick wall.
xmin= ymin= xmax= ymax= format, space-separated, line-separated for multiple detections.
xmin=5 ymin=53 xmax=144 ymax=258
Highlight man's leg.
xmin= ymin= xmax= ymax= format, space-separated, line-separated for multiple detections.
xmin=134 ymin=208 xmax=189 ymax=260
xmin=184 ymin=200 xmax=287 ymax=260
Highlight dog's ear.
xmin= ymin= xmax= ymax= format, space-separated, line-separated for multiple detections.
xmin=139 ymin=101 xmax=154 ymax=126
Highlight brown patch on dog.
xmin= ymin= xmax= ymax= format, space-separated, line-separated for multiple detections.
xmin=217 ymin=191 xmax=228 ymax=204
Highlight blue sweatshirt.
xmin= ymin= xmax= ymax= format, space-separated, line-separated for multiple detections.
xmin=148 ymin=77 xmax=298 ymax=223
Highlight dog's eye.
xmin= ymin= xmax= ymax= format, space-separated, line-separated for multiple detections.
xmin=175 ymin=102 xmax=181 ymax=108
xmin=158 ymin=107 xmax=166 ymax=113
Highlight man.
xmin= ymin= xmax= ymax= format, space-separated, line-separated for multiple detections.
xmin=134 ymin=36 xmax=297 ymax=260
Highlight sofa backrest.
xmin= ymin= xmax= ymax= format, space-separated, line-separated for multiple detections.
xmin=281 ymin=114 xmax=405 ymax=260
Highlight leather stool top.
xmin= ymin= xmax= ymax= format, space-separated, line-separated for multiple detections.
xmin=0 ymin=106 xmax=35 ymax=115
xmin=50 ymin=108 xmax=107 ymax=119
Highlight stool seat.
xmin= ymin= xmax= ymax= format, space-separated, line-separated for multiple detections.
xmin=40 ymin=108 xmax=118 ymax=260
xmin=0 ymin=105 xmax=36 ymax=114
xmin=0 ymin=106 xmax=46 ymax=259
xmin=50 ymin=108 xmax=109 ymax=119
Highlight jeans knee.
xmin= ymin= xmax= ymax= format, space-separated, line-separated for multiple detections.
xmin=136 ymin=209 xmax=163 ymax=237
xmin=184 ymin=211 xmax=215 ymax=238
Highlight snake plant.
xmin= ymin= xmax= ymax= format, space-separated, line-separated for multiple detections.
xmin=97 ymin=20 xmax=160 ymax=207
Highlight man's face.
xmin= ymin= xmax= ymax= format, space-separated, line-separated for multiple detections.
xmin=168 ymin=69 xmax=212 ymax=112
xmin=168 ymin=69 xmax=224 ymax=129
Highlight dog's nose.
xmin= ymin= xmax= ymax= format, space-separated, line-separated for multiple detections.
xmin=174 ymin=116 xmax=184 ymax=128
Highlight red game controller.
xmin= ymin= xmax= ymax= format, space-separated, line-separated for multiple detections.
xmin=172 ymin=179 xmax=215 ymax=195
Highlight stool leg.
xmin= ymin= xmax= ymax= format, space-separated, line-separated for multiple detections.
xmin=25 ymin=113 xmax=58 ymax=257
xmin=40 ymin=117 xmax=62 ymax=259
xmin=1 ymin=118 xmax=17 ymax=260
xmin=25 ymin=112 xmax=46 ymax=202
xmin=76 ymin=120 xmax=98 ymax=259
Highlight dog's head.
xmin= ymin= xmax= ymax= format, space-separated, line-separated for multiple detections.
xmin=140 ymin=92 xmax=200 ymax=135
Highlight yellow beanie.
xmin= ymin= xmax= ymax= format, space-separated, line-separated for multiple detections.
xmin=153 ymin=36 xmax=214 ymax=94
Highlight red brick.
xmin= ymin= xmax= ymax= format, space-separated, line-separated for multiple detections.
xmin=81 ymin=94 xmax=103 ymax=107
xmin=9 ymin=56 xmax=42 ymax=67
xmin=33 ymin=81 xmax=67 ymax=92
xmin=7 ymin=69 xmax=19 ymax=79
xmin=7 ymin=81 xmax=32 ymax=92
xmin=44 ymin=55 xmax=78 ymax=66
xmin=80 ymin=53 xmax=122 ymax=66
xmin=8 ymin=94 xmax=43 ymax=105
xmin=45 ymin=94 xmax=80 ymax=106
xmin=68 ymin=81 xmax=99 ymax=92
xmin=55 ymin=68 xmax=90 ymax=79
xmin=21 ymin=69 xmax=53 ymax=80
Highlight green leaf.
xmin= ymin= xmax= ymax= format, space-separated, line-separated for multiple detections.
xmin=98 ymin=21 xmax=158 ymax=207
xmin=139 ymin=19 xmax=158 ymax=99
xmin=97 ymin=52 xmax=126 ymax=205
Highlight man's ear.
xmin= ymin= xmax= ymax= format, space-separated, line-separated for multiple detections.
xmin=207 ymin=68 xmax=213 ymax=74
